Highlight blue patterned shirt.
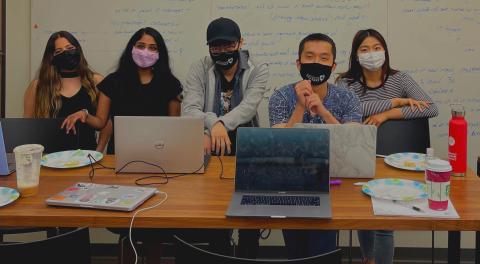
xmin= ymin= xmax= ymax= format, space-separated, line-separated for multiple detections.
xmin=268 ymin=82 xmax=362 ymax=126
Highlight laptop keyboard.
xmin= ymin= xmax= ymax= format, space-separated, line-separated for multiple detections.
xmin=241 ymin=195 xmax=320 ymax=206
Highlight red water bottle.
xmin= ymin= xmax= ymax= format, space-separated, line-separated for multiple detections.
xmin=448 ymin=105 xmax=467 ymax=176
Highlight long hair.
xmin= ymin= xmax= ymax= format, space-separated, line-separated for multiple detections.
xmin=34 ymin=31 xmax=97 ymax=117
xmin=115 ymin=27 xmax=181 ymax=92
xmin=337 ymin=29 xmax=398 ymax=93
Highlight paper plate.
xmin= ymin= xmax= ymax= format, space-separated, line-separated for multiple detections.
xmin=362 ymin=178 xmax=427 ymax=201
xmin=384 ymin=152 xmax=426 ymax=171
xmin=41 ymin=149 xmax=103 ymax=169
xmin=0 ymin=187 xmax=20 ymax=207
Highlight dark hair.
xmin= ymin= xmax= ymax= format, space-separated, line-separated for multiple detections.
xmin=116 ymin=27 xmax=181 ymax=89
xmin=35 ymin=31 xmax=97 ymax=117
xmin=337 ymin=29 xmax=398 ymax=92
xmin=298 ymin=33 xmax=336 ymax=62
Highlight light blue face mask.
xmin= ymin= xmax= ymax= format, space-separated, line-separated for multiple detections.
xmin=358 ymin=50 xmax=385 ymax=71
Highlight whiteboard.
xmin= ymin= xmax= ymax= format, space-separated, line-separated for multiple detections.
xmin=31 ymin=0 xmax=480 ymax=168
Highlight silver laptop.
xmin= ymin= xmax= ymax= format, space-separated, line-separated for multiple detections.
xmin=294 ymin=124 xmax=376 ymax=178
xmin=114 ymin=116 xmax=205 ymax=173
xmin=45 ymin=182 xmax=157 ymax=211
xmin=226 ymin=127 xmax=331 ymax=218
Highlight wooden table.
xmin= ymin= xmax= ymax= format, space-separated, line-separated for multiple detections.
xmin=0 ymin=156 xmax=479 ymax=230
xmin=0 ymin=156 xmax=479 ymax=263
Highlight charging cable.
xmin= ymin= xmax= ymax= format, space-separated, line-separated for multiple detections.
xmin=129 ymin=191 xmax=168 ymax=264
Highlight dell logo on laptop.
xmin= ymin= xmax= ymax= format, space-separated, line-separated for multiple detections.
xmin=154 ymin=140 xmax=165 ymax=150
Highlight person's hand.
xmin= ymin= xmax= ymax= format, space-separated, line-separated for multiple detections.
xmin=305 ymin=93 xmax=324 ymax=116
xmin=294 ymin=80 xmax=313 ymax=109
xmin=203 ymin=133 xmax=212 ymax=155
xmin=210 ymin=121 xmax=231 ymax=156
xmin=61 ymin=110 xmax=87 ymax=134
xmin=363 ymin=113 xmax=388 ymax=127
xmin=392 ymin=98 xmax=429 ymax=111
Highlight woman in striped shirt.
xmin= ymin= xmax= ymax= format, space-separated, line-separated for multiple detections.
xmin=338 ymin=29 xmax=438 ymax=127
xmin=337 ymin=29 xmax=438 ymax=264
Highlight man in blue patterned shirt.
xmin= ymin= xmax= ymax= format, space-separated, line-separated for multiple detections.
xmin=269 ymin=33 xmax=362 ymax=127
xmin=268 ymin=33 xmax=362 ymax=258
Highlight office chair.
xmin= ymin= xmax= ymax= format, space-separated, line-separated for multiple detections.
xmin=0 ymin=118 xmax=80 ymax=153
xmin=174 ymin=235 xmax=342 ymax=264
xmin=376 ymin=118 xmax=430 ymax=156
xmin=0 ymin=118 xmax=82 ymax=245
xmin=0 ymin=227 xmax=91 ymax=264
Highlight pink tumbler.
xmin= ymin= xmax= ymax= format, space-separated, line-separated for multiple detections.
xmin=425 ymin=159 xmax=452 ymax=211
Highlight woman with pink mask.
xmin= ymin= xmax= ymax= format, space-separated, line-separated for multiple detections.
xmin=62 ymin=27 xmax=182 ymax=154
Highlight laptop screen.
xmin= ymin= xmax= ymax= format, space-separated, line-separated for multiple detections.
xmin=235 ymin=128 xmax=329 ymax=193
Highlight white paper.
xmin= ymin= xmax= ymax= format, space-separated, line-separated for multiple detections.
xmin=371 ymin=198 xmax=459 ymax=219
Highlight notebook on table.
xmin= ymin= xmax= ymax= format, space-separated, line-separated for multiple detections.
xmin=226 ymin=127 xmax=331 ymax=219
xmin=45 ymin=182 xmax=157 ymax=211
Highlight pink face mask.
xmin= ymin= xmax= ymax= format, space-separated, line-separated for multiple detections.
xmin=131 ymin=47 xmax=159 ymax=68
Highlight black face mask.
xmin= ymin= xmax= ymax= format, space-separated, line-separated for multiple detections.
xmin=300 ymin=63 xmax=332 ymax=86
xmin=210 ymin=50 xmax=239 ymax=70
xmin=52 ymin=49 xmax=80 ymax=71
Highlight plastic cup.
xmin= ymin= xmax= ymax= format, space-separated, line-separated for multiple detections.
xmin=425 ymin=159 xmax=452 ymax=211
xmin=13 ymin=144 xmax=44 ymax=197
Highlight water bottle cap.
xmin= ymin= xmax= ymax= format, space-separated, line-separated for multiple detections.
xmin=451 ymin=104 xmax=465 ymax=117
xmin=451 ymin=109 xmax=465 ymax=117
xmin=426 ymin=159 xmax=452 ymax=173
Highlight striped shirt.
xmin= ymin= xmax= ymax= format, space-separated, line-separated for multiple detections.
xmin=342 ymin=71 xmax=438 ymax=119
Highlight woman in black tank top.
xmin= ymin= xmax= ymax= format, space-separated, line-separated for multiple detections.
xmin=24 ymin=31 xmax=111 ymax=152
xmin=56 ymin=86 xmax=97 ymax=150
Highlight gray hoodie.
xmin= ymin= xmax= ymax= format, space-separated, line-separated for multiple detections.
xmin=182 ymin=50 xmax=269 ymax=133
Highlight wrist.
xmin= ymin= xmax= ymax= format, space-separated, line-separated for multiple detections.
xmin=315 ymin=104 xmax=328 ymax=116
xmin=390 ymin=98 xmax=401 ymax=108
xmin=81 ymin=108 xmax=89 ymax=119
xmin=295 ymin=102 xmax=305 ymax=111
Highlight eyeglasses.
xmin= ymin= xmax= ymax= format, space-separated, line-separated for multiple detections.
xmin=209 ymin=42 xmax=238 ymax=54
xmin=134 ymin=43 xmax=158 ymax=52
xmin=53 ymin=46 xmax=76 ymax=56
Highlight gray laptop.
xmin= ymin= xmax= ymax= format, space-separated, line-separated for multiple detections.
xmin=114 ymin=116 xmax=205 ymax=173
xmin=226 ymin=127 xmax=331 ymax=218
xmin=45 ymin=182 xmax=157 ymax=211
xmin=294 ymin=124 xmax=376 ymax=178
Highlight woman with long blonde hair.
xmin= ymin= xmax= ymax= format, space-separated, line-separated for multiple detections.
xmin=24 ymin=31 xmax=111 ymax=151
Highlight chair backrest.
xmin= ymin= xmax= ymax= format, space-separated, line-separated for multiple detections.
xmin=0 ymin=227 xmax=90 ymax=264
xmin=0 ymin=118 xmax=80 ymax=153
xmin=376 ymin=118 xmax=430 ymax=155
xmin=174 ymin=235 xmax=342 ymax=264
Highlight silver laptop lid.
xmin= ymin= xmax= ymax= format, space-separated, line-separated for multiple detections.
xmin=114 ymin=116 xmax=204 ymax=173
xmin=235 ymin=127 xmax=330 ymax=193
xmin=294 ymin=124 xmax=376 ymax=178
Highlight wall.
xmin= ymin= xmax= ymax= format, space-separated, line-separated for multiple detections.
xmin=6 ymin=0 xmax=30 ymax=117
xmin=4 ymin=0 xmax=478 ymax=250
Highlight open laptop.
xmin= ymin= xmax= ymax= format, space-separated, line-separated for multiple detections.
xmin=45 ymin=182 xmax=157 ymax=211
xmin=294 ymin=124 xmax=376 ymax=178
xmin=226 ymin=127 xmax=331 ymax=218
xmin=114 ymin=116 xmax=205 ymax=173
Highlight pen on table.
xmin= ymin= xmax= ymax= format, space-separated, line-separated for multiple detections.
xmin=329 ymin=180 xmax=342 ymax=185
xmin=393 ymin=200 xmax=425 ymax=213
